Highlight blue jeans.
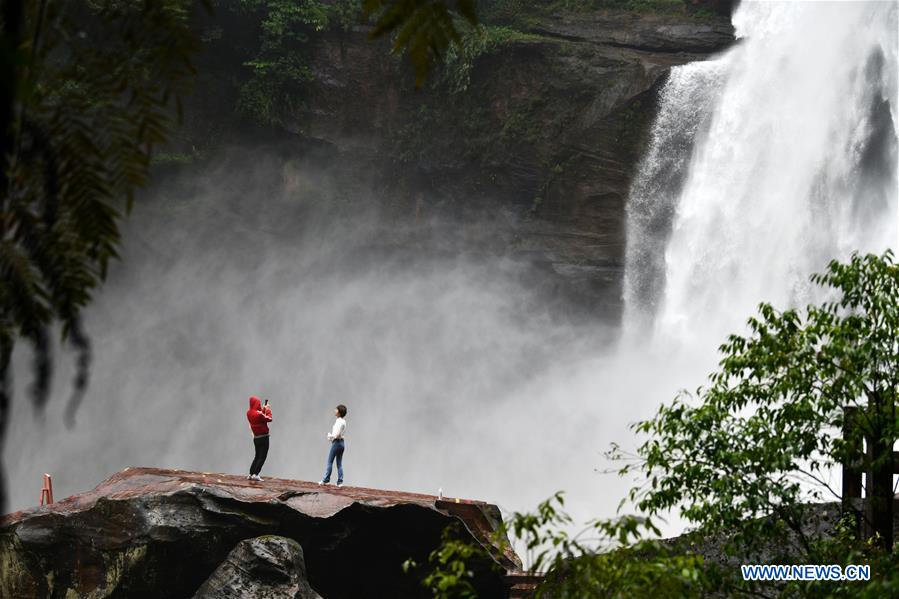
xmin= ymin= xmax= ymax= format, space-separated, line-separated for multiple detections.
xmin=322 ymin=439 xmax=345 ymax=484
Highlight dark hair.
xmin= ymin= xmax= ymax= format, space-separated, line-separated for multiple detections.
xmin=336 ymin=404 xmax=347 ymax=417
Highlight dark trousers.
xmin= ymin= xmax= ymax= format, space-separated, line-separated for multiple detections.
xmin=250 ymin=435 xmax=269 ymax=475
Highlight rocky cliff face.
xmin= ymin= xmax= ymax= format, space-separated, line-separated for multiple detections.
xmin=0 ymin=468 xmax=518 ymax=598
xmin=178 ymin=6 xmax=735 ymax=320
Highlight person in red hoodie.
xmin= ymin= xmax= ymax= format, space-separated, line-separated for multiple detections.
xmin=246 ymin=396 xmax=273 ymax=481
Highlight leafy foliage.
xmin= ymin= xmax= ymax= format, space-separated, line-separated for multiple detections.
xmin=787 ymin=518 xmax=899 ymax=598
xmin=0 ymin=0 xmax=203 ymax=507
xmin=554 ymin=0 xmax=687 ymax=13
xmin=413 ymin=493 xmax=710 ymax=599
xmin=437 ymin=24 xmax=538 ymax=94
xmin=205 ymin=0 xmax=487 ymax=124
xmin=505 ymin=493 xmax=710 ymax=598
xmin=229 ymin=0 xmax=361 ymax=123
xmin=622 ymin=251 xmax=899 ymax=553
xmin=403 ymin=522 xmax=502 ymax=599
xmin=229 ymin=0 xmax=484 ymax=106
xmin=363 ymin=0 xmax=478 ymax=86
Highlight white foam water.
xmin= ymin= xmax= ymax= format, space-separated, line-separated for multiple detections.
xmin=626 ymin=0 xmax=898 ymax=348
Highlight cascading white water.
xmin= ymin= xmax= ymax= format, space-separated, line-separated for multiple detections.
xmin=623 ymin=60 xmax=727 ymax=330
xmin=626 ymin=0 xmax=898 ymax=347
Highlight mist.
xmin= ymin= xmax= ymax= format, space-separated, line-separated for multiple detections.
xmin=4 ymin=148 xmax=703 ymax=535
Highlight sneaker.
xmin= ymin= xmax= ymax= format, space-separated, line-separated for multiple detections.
xmin=337 ymin=482 xmax=344 ymax=488
xmin=255 ymin=475 xmax=264 ymax=482
xmin=318 ymin=480 xmax=327 ymax=485
xmin=247 ymin=475 xmax=252 ymax=480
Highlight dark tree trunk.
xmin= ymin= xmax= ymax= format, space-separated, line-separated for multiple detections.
xmin=863 ymin=394 xmax=894 ymax=551
xmin=865 ymin=434 xmax=894 ymax=550
xmin=841 ymin=406 xmax=863 ymax=536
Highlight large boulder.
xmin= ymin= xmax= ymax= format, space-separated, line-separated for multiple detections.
xmin=193 ymin=535 xmax=321 ymax=599
xmin=0 ymin=467 xmax=519 ymax=598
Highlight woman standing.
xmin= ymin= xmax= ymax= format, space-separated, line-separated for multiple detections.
xmin=319 ymin=404 xmax=347 ymax=487
xmin=246 ymin=396 xmax=272 ymax=481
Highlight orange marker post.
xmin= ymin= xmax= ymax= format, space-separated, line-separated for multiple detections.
xmin=39 ymin=473 xmax=54 ymax=505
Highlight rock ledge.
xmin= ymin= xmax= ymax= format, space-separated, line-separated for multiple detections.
xmin=1 ymin=467 xmax=518 ymax=598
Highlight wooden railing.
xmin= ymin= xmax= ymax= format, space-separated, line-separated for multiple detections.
xmin=505 ymin=571 xmax=544 ymax=598
xmin=839 ymin=406 xmax=897 ymax=540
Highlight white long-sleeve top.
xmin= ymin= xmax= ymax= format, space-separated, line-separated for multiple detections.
xmin=327 ymin=417 xmax=346 ymax=441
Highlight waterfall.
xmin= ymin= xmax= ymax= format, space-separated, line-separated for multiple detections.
xmin=625 ymin=0 xmax=898 ymax=347
xmin=623 ymin=59 xmax=727 ymax=330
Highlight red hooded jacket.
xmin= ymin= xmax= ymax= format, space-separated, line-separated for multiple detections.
xmin=247 ymin=396 xmax=272 ymax=436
